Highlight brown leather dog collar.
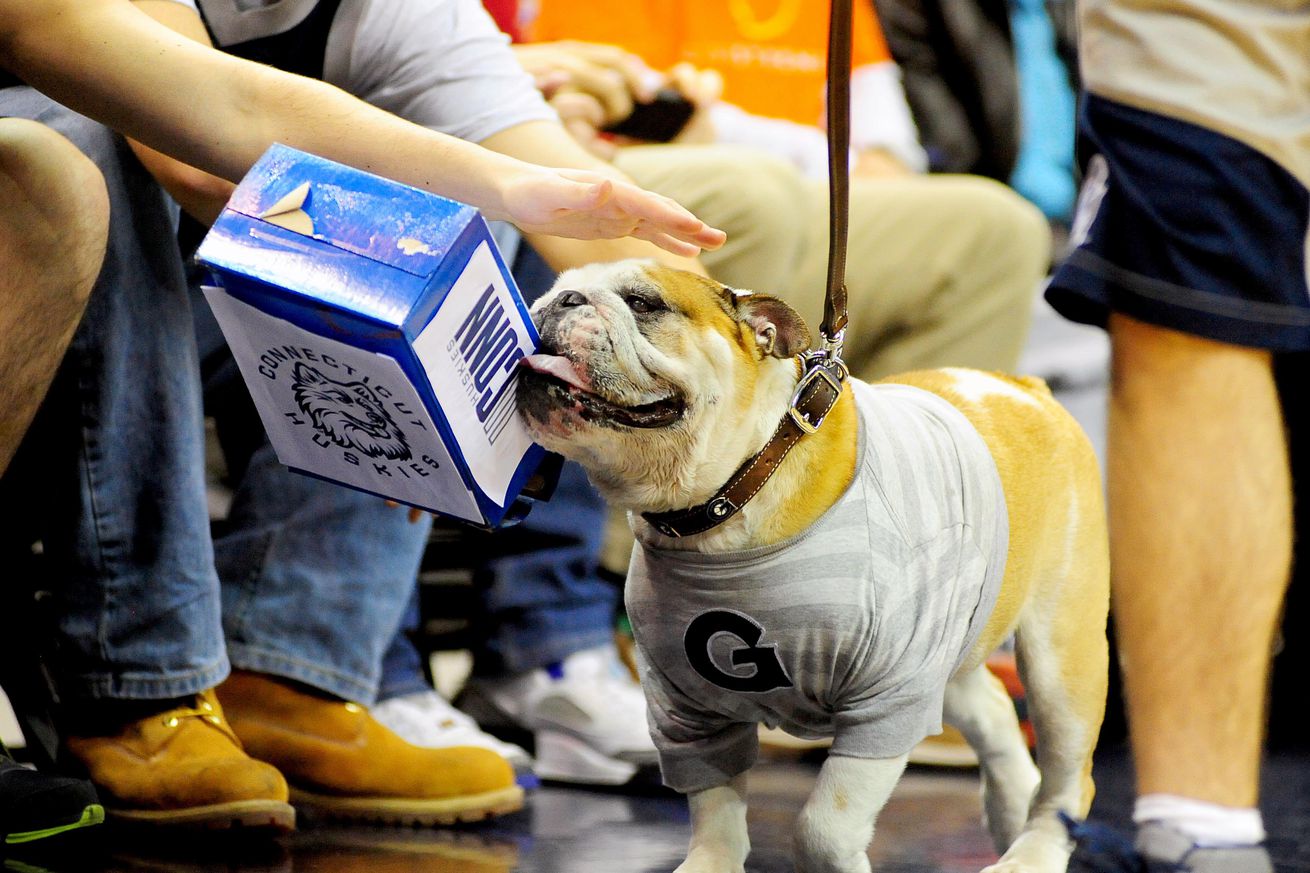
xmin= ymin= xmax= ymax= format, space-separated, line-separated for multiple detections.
xmin=641 ymin=353 xmax=847 ymax=539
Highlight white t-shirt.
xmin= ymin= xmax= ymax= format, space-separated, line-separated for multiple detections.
xmin=625 ymin=381 xmax=1008 ymax=793
xmin=194 ymin=0 xmax=556 ymax=143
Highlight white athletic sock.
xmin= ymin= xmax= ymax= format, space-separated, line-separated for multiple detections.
xmin=1134 ymin=794 xmax=1266 ymax=847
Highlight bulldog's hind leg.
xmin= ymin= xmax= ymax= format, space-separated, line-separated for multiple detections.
xmin=984 ymin=497 xmax=1110 ymax=872
xmin=794 ymin=754 xmax=908 ymax=873
xmin=943 ymin=665 xmax=1039 ymax=853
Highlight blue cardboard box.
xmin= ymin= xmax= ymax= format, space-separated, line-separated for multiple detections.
xmin=197 ymin=144 xmax=545 ymax=527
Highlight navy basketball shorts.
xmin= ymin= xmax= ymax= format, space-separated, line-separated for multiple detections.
xmin=1046 ymin=94 xmax=1310 ymax=351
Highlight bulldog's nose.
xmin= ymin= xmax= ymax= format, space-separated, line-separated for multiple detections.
xmin=556 ymin=290 xmax=589 ymax=308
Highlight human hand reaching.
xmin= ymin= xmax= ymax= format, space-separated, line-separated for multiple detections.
xmin=494 ymin=165 xmax=725 ymax=256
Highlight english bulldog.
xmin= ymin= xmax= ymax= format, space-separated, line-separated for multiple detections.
xmin=516 ymin=260 xmax=1109 ymax=873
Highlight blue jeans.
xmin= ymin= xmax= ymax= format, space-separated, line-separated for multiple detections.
xmin=212 ymin=445 xmax=430 ymax=703
xmin=0 ymin=89 xmax=226 ymax=703
xmin=194 ymin=298 xmax=430 ymax=704
xmin=0 ymin=88 xmax=422 ymax=707
xmin=469 ymin=459 xmax=618 ymax=676
xmin=376 ymin=458 xmax=619 ymax=699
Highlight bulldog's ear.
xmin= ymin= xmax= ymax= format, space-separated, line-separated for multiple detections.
xmin=736 ymin=293 xmax=811 ymax=358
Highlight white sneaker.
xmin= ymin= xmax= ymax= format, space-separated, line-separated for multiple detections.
xmin=457 ymin=645 xmax=659 ymax=786
xmin=372 ymin=690 xmax=535 ymax=775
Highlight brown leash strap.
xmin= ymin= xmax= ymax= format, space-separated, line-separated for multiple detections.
xmin=640 ymin=2 xmax=854 ymax=540
xmin=823 ymin=0 xmax=852 ymax=346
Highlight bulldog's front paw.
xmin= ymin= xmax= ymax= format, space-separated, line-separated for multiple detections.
xmin=673 ymin=850 xmax=745 ymax=873
xmin=978 ymin=829 xmax=1072 ymax=873
xmin=980 ymin=861 xmax=1063 ymax=873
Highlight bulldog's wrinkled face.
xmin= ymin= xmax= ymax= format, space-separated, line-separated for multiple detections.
xmin=516 ymin=260 xmax=809 ymax=503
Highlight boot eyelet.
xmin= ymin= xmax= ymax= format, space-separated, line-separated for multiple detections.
xmin=164 ymin=717 xmax=180 ymax=728
xmin=344 ymin=702 xmax=363 ymax=713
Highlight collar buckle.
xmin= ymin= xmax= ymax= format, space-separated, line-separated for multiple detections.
xmin=787 ymin=356 xmax=845 ymax=435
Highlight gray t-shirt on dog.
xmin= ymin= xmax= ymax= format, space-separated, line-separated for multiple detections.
xmin=625 ymin=381 xmax=1009 ymax=794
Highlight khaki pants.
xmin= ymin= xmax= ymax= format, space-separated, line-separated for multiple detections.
xmin=615 ymin=143 xmax=1050 ymax=381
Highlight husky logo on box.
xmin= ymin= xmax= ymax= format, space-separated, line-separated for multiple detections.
xmin=291 ymin=362 xmax=411 ymax=461
xmin=203 ymin=287 xmax=482 ymax=522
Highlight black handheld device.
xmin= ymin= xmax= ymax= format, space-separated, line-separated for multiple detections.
xmin=602 ymin=88 xmax=695 ymax=142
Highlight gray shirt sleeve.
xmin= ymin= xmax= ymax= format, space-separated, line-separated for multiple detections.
xmin=327 ymin=0 xmax=557 ymax=143
xmin=638 ymin=647 xmax=760 ymax=794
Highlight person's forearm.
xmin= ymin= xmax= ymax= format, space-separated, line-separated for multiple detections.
xmin=124 ymin=0 xmax=234 ymax=225
xmin=131 ymin=140 xmax=234 ymax=225
xmin=0 ymin=0 xmax=525 ymax=217
xmin=479 ymin=120 xmax=705 ymax=275
xmin=1 ymin=0 xmax=725 ymax=254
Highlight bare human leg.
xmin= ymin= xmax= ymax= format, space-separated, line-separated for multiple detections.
xmin=0 ymin=117 xmax=109 ymax=474
xmin=1107 ymin=312 xmax=1291 ymax=807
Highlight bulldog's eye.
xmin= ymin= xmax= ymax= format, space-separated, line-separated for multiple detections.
xmin=625 ymin=293 xmax=663 ymax=315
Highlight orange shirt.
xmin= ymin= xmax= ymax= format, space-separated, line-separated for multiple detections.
xmin=527 ymin=1 xmax=892 ymax=129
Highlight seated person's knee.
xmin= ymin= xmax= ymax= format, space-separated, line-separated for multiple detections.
xmin=953 ymin=175 xmax=1052 ymax=266
xmin=0 ymin=118 xmax=109 ymax=296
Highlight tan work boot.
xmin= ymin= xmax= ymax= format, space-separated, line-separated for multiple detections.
xmin=215 ymin=670 xmax=523 ymax=826
xmin=64 ymin=691 xmax=294 ymax=831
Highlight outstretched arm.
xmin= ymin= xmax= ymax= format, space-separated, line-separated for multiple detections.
xmin=0 ymin=0 xmax=724 ymax=255
xmin=122 ymin=0 xmax=235 ymax=226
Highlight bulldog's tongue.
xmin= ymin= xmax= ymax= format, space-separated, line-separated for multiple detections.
xmin=521 ymin=354 xmax=593 ymax=392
